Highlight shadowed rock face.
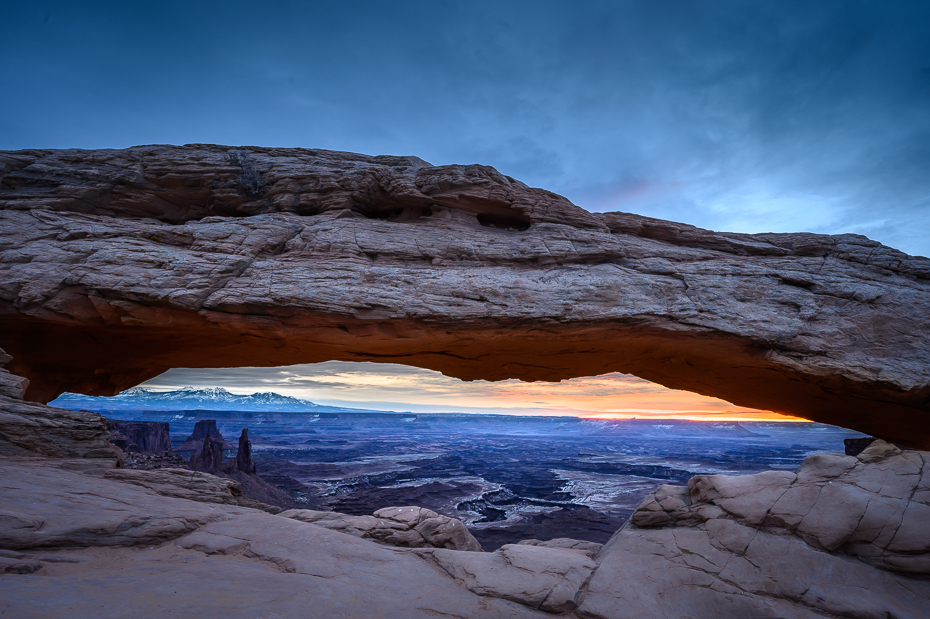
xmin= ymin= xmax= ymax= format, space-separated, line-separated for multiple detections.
xmin=235 ymin=429 xmax=255 ymax=474
xmin=1 ymin=145 xmax=929 ymax=445
xmin=105 ymin=420 xmax=171 ymax=456
xmin=176 ymin=420 xmax=234 ymax=452
xmin=189 ymin=435 xmax=224 ymax=475
xmin=0 ymin=348 xmax=121 ymax=461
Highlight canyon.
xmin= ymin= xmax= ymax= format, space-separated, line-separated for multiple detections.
xmin=1 ymin=145 xmax=929 ymax=617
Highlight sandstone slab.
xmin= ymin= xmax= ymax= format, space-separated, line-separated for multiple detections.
xmin=577 ymin=441 xmax=930 ymax=618
xmin=0 ymin=395 xmax=121 ymax=461
xmin=578 ymin=519 xmax=930 ymax=619
xmin=632 ymin=440 xmax=930 ymax=575
xmin=517 ymin=537 xmax=603 ymax=559
xmin=1 ymin=523 xmax=549 ymax=619
xmin=422 ymin=543 xmax=597 ymax=613
xmin=0 ymin=459 xmax=253 ymax=549
xmin=103 ymin=467 xmax=281 ymax=513
xmin=281 ymin=505 xmax=482 ymax=551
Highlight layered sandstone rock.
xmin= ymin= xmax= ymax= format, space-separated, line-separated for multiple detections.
xmin=281 ymin=505 xmax=482 ymax=551
xmin=575 ymin=440 xmax=930 ymax=618
xmin=4 ymin=448 xmax=930 ymax=618
xmin=0 ymin=348 xmax=121 ymax=461
xmin=0 ymin=398 xmax=121 ymax=460
xmin=517 ymin=536 xmax=603 ymax=559
xmin=0 ymin=460 xmax=251 ymax=549
xmin=418 ymin=543 xmax=597 ymax=613
xmin=0 ymin=146 xmax=928 ymax=445
xmin=630 ymin=440 xmax=930 ymax=575
xmin=103 ymin=467 xmax=281 ymax=513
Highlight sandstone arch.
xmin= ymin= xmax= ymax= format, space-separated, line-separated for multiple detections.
xmin=1 ymin=145 xmax=928 ymax=446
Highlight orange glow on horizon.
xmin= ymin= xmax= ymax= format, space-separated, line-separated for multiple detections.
xmin=582 ymin=411 xmax=809 ymax=422
xmin=143 ymin=363 xmax=810 ymax=423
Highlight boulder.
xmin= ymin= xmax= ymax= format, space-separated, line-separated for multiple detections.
xmin=578 ymin=519 xmax=930 ymax=619
xmin=631 ymin=440 xmax=930 ymax=575
xmin=280 ymin=505 xmax=482 ymax=551
xmin=1 ymin=146 xmax=928 ymax=446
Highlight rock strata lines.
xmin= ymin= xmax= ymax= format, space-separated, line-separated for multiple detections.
xmin=1 ymin=145 xmax=928 ymax=445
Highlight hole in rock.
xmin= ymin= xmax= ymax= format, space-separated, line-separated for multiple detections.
xmin=51 ymin=362 xmax=860 ymax=551
xmin=476 ymin=212 xmax=531 ymax=231
xmin=362 ymin=205 xmax=434 ymax=222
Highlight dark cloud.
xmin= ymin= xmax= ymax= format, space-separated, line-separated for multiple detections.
xmin=2 ymin=1 xmax=928 ymax=254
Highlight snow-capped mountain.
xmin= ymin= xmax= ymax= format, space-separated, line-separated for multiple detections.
xmin=51 ymin=386 xmax=321 ymax=412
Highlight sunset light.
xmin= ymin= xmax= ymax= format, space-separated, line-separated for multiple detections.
xmin=140 ymin=362 xmax=806 ymax=422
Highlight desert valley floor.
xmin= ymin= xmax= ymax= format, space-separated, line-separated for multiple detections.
xmin=93 ymin=408 xmax=859 ymax=549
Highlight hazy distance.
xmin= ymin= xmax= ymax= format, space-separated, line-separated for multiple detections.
xmin=139 ymin=362 xmax=802 ymax=422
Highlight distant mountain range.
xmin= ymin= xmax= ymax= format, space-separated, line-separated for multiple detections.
xmin=51 ymin=386 xmax=322 ymax=412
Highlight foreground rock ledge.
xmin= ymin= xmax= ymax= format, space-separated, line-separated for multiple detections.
xmin=2 ymin=145 xmax=929 ymax=445
xmin=2 ymin=441 xmax=928 ymax=618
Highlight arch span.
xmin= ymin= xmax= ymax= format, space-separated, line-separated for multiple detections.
xmin=1 ymin=146 xmax=928 ymax=446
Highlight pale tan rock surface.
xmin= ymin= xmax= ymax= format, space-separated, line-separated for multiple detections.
xmin=281 ymin=505 xmax=482 ymax=551
xmin=576 ymin=441 xmax=930 ymax=618
xmin=0 ymin=460 xmax=255 ymax=550
xmin=3 ymin=448 xmax=930 ymax=617
xmin=104 ymin=467 xmax=282 ymax=513
xmin=0 ymin=535 xmax=550 ymax=619
xmin=0 ymin=458 xmax=556 ymax=618
xmin=517 ymin=537 xmax=603 ymax=559
xmin=578 ymin=520 xmax=930 ymax=619
xmin=420 ymin=543 xmax=597 ymax=613
xmin=631 ymin=440 xmax=930 ymax=575
xmin=1 ymin=146 xmax=929 ymax=445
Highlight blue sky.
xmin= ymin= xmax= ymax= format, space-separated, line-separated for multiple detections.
xmin=7 ymin=1 xmax=927 ymax=415
xmin=2 ymin=1 xmax=929 ymax=256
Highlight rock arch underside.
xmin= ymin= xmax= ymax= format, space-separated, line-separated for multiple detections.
xmin=0 ymin=145 xmax=928 ymax=447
